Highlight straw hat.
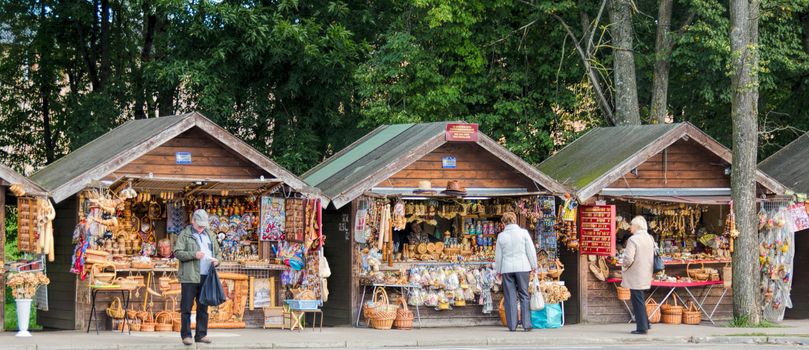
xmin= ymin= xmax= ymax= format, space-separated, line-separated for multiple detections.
xmin=413 ymin=180 xmax=437 ymax=194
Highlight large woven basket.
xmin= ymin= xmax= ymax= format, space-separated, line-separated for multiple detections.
xmin=393 ymin=297 xmax=414 ymax=330
xmin=367 ymin=287 xmax=397 ymax=330
xmin=646 ymin=299 xmax=661 ymax=324
xmin=661 ymin=298 xmax=683 ymax=324
xmin=547 ymin=259 xmax=565 ymax=280
xmin=682 ymin=302 xmax=701 ymax=325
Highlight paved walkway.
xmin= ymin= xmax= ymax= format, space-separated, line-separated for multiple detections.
xmin=2 ymin=320 xmax=808 ymax=349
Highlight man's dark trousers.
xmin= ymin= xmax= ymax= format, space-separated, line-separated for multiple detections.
xmin=180 ymin=275 xmax=208 ymax=340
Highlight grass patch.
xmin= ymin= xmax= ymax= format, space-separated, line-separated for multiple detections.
xmin=724 ymin=333 xmax=809 ymax=337
xmin=726 ymin=315 xmax=784 ymax=328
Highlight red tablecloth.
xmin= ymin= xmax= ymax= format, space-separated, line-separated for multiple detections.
xmin=606 ymin=278 xmax=723 ymax=288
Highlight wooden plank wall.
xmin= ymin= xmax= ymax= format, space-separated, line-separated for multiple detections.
xmin=580 ymin=261 xmax=733 ymax=323
xmin=608 ymin=139 xmax=731 ymax=189
xmin=38 ymin=196 xmax=79 ymax=330
xmin=107 ymin=128 xmax=271 ymax=180
xmin=785 ymin=228 xmax=808 ymax=319
xmin=321 ymin=205 xmax=354 ymax=326
xmin=376 ymin=142 xmax=536 ymax=190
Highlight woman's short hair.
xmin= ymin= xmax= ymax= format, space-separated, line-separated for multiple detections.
xmin=631 ymin=216 xmax=648 ymax=231
xmin=502 ymin=212 xmax=517 ymax=225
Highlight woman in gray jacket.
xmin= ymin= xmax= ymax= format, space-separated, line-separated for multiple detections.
xmin=494 ymin=212 xmax=538 ymax=331
xmin=622 ymin=216 xmax=655 ymax=335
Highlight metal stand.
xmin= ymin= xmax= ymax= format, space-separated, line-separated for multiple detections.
xmin=86 ymin=288 xmax=131 ymax=334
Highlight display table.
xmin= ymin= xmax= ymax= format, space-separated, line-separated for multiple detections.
xmin=87 ymin=285 xmax=136 ymax=334
xmin=606 ymin=278 xmax=727 ymax=325
xmin=356 ymin=283 xmax=422 ymax=328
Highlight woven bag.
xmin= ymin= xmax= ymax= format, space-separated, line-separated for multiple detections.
xmin=367 ymin=287 xmax=397 ymax=330
xmin=106 ymin=297 xmax=125 ymax=319
xmin=645 ymin=299 xmax=661 ymax=324
xmin=682 ymin=302 xmax=701 ymax=325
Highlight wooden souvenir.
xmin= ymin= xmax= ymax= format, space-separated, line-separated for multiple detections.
xmin=578 ymin=205 xmax=616 ymax=256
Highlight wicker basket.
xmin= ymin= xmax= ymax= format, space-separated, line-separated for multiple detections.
xmin=393 ymin=297 xmax=414 ymax=330
xmin=646 ymin=299 xmax=661 ymax=324
xmin=367 ymin=287 xmax=397 ymax=330
xmin=498 ymin=298 xmax=521 ymax=327
xmin=131 ymin=261 xmax=155 ymax=269
xmin=114 ymin=277 xmax=138 ymax=289
xmin=661 ymin=298 xmax=683 ymax=325
xmin=154 ymin=323 xmax=173 ymax=332
xmin=106 ymin=297 xmax=125 ymax=319
xmin=91 ymin=262 xmax=117 ymax=285
xmin=616 ymin=286 xmax=630 ymax=301
xmin=682 ymin=302 xmax=701 ymax=325
xmin=547 ymin=259 xmax=565 ymax=280
xmin=140 ymin=322 xmax=156 ymax=332
xmin=687 ymin=262 xmax=709 ymax=281
xmin=172 ymin=319 xmax=181 ymax=332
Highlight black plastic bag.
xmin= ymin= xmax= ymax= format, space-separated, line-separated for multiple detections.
xmin=200 ymin=265 xmax=226 ymax=306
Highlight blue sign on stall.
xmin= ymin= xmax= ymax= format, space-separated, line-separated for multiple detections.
xmin=175 ymin=152 xmax=193 ymax=164
xmin=442 ymin=156 xmax=457 ymax=169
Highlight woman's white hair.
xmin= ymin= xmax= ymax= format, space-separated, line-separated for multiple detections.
xmin=631 ymin=216 xmax=648 ymax=231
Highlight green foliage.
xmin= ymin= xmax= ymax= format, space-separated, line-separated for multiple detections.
xmin=0 ymin=0 xmax=808 ymax=174
xmin=726 ymin=315 xmax=782 ymax=328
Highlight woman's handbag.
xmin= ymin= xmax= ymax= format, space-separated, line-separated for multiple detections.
xmin=200 ymin=265 xmax=226 ymax=306
xmin=653 ymin=243 xmax=665 ymax=273
xmin=530 ymin=278 xmax=545 ymax=310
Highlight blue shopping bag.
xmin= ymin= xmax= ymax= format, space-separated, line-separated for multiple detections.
xmin=531 ymin=303 xmax=563 ymax=329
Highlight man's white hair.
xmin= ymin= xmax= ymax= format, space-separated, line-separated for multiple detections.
xmin=631 ymin=216 xmax=648 ymax=231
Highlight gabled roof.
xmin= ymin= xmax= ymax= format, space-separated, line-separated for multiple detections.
xmin=0 ymin=163 xmax=45 ymax=196
xmin=538 ymin=122 xmax=787 ymax=201
xmin=760 ymin=132 xmax=809 ymax=194
xmin=31 ymin=112 xmax=311 ymax=203
xmin=303 ymin=122 xmax=568 ymax=209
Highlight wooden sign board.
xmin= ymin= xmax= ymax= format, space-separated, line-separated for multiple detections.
xmin=445 ymin=123 xmax=479 ymax=142
xmin=578 ymin=205 xmax=616 ymax=256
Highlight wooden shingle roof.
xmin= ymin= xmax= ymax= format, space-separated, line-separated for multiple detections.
xmin=31 ymin=112 xmax=312 ymax=202
xmin=538 ymin=122 xmax=787 ymax=201
xmin=302 ymin=122 xmax=568 ymax=208
xmin=0 ymin=163 xmax=45 ymax=195
xmin=760 ymin=132 xmax=809 ymax=194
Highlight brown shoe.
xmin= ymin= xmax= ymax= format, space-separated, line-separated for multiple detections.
xmin=196 ymin=336 xmax=212 ymax=344
xmin=182 ymin=338 xmax=193 ymax=346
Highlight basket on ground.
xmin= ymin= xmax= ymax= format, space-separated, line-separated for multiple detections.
xmin=682 ymin=301 xmax=701 ymax=325
xmin=498 ymin=298 xmax=521 ymax=327
xmin=393 ymin=297 xmax=414 ymax=330
xmin=661 ymin=298 xmax=683 ymax=325
xmin=366 ymin=287 xmax=397 ymax=330
xmin=645 ymin=299 xmax=661 ymax=324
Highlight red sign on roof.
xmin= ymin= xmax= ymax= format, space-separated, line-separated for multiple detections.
xmin=445 ymin=123 xmax=479 ymax=142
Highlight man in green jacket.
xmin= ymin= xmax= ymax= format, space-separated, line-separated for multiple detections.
xmin=174 ymin=209 xmax=222 ymax=346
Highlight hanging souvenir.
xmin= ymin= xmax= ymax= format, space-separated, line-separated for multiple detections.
xmin=260 ymin=196 xmax=285 ymax=241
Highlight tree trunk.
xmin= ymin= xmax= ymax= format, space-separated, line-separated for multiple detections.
xmin=730 ymin=0 xmax=761 ymax=325
xmin=134 ymin=0 xmax=157 ymax=120
xmin=608 ymin=0 xmax=640 ymax=125
xmin=38 ymin=0 xmax=54 ymax=163
xmin=650 ymin=0 xmax=673 ymax=124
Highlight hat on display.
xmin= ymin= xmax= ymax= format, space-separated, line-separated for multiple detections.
xmin=441 ymin=180 xmax=467 ymax=196
xmin=413 ymin=180 xmax=437 ymax=195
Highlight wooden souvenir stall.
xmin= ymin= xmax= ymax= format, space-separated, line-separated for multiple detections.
xmin=539 ymin=122 xmax=787 ymax=324
xmin=29 ymin=113 xmax=324 ymax=330
xmin=760 ymin=132 xmax=809 ymax=319
xmin=0 ymin=164 xmax=51 ymax=331
xmin=303 ymin=122 xmax=572 ymax=327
